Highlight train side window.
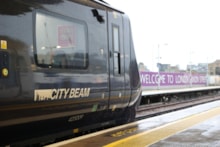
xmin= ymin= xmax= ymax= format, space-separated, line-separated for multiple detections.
xmin=35 ymin=11 xmax=88 ymax=69
xmin=112 ymin=25 xmax=121 ymax=75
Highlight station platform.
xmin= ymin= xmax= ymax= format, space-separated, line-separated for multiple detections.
xmin=142 ymin=85 xmax=220 ymax=96
xmin=46 ymin=100 xmax=220 ymax=147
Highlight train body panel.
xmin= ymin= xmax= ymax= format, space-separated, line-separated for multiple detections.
xmin=0 ymin=0 xmax=141 ymax=145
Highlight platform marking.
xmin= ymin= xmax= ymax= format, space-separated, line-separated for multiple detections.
xmin=104 ymin=106 xmax=220 ymax=147
xmin=111 ymin=127 xmax=137 ymax=137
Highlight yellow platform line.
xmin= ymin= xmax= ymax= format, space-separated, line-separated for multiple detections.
xmin=104 ymin=107 xmax=220 ymax=147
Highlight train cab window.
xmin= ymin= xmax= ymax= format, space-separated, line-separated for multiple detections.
xmin=113 ymin=25 xmax=121 ymax=75
xmin=35 ymin=11 xmax=88 ymax=69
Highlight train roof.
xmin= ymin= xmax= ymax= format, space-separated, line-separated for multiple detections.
xmin=90 ymin=0 xmax=124 ymax=13
xmin=0 ymin=0 xmax=124 ymax=16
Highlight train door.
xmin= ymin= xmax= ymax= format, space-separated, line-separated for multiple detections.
xmin=107 ymin=11 xmax=126 ymax=110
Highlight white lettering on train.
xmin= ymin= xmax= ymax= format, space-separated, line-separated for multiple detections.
xmin=34 ymin=88 xmax=91 ymax=101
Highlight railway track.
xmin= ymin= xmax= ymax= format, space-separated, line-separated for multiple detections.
xmin=136 ymin=94 xmax=220 ymax=120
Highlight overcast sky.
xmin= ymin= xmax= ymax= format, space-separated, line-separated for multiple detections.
xmin=105 ymin=0 xmax=220 ymax=71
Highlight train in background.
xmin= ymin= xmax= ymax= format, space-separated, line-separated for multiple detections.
xmin=0 ymin=0 xmax=141 ymax=146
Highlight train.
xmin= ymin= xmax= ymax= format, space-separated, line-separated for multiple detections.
xmin=0 ymin=0 xmax=141 ymax=146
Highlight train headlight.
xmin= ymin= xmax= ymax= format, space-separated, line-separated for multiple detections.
xmin=2 ymin=68 xmax=8 ymax=77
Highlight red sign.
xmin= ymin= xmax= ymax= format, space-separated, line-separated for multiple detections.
xmin=58 ymin=25 xmax=75 ymax=47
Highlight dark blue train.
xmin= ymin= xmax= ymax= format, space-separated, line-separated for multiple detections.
xmin=0 ymin=0 xmax=141 ymax=145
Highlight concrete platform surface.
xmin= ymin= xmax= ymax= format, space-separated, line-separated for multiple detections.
xmin=46 ymin=100 xmax=220 ymax=147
